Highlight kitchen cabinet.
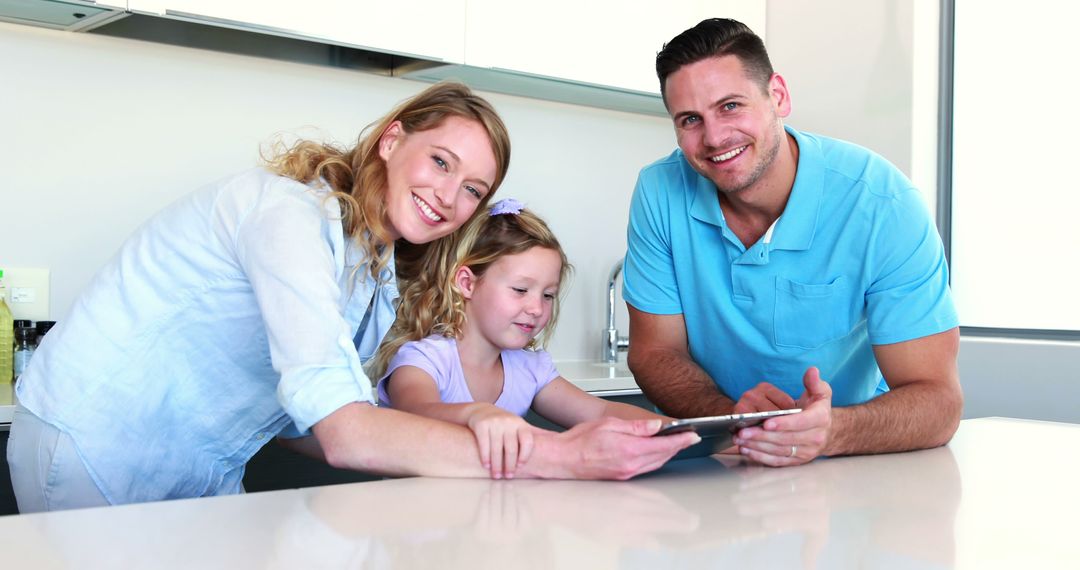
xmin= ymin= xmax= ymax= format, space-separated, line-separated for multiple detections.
xmin=5 ymin=0 xmax=768 ymax=115
xmin=126 ymin=0 xmax=466 ymax=62
xmin=1 ymin=430 xmax=16 ymax=516
xmin=114 ymin=0 xmax=764 ymax=115
xmin=464 ymin=0 xmax=767 ymax=95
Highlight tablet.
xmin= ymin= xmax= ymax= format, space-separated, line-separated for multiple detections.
xmin=656 ymin=408 xmax=802 ymax=437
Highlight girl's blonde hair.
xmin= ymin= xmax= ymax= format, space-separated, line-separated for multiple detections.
xmin=370 ymin=205 xmax=571 ymax=379
xmin=263 ymin=81 xmax=511 ymax=280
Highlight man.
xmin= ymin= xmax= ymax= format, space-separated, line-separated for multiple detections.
xmin=623 ymin=18 xmax=961 ymax=467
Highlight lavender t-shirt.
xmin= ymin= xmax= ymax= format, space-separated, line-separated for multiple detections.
xmin=377 ymin=335 xmax=559 ymax=416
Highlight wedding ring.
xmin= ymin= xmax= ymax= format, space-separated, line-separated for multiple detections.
xmin=789 ymin=444 xmax=798 ymax=458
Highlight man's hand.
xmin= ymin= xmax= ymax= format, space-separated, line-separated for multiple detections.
xmin=733 ymin=367 xmax=833 ymax=466
xmin=532 ymin=417 xmax=700 ymax=480
xmin=733 ymin=382 xmax=798 ymax=413
xmin=466 ymin=405 xmax=537 ymax=480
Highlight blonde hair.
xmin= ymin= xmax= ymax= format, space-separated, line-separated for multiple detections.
xmin=371 ymin=205 xmax=571 ymax=379
xmin=263 ymin=81 xmax=511 ymax=280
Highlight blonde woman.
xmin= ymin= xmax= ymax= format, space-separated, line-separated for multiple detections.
xmin=9 ymin=83 xmax=697 ymax=512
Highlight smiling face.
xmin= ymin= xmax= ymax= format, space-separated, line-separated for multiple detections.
xmin=456 ymin=246 xmax=563 ymax=354
xmin=664 ymin=55 xmax=792 ymax=199
xmin=379 ymin=115 xmax=499 ymax=244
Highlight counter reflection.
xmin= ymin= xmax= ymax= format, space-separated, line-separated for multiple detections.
xmin=283 ymin=447 xmax=960 ymax=569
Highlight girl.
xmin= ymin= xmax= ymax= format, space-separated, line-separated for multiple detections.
xmin=374 ymin=199 xmax=668 ymax=479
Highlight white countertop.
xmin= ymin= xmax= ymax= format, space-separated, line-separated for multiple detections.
xmin=553 ymin=359 xmax=639 ymax=394
xmin=0 ymin=361 xmax=639 ymax=427
xmin=2 ymin=417 xmax=1077 ymax=568
xmin=0 ymin=383 xmax=12 ymax=425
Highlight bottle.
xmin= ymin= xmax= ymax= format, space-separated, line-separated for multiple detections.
xmin=35 ymin=320 xmax=56 ymax=348
xmin=0 ymin=269 xmax=13 ymax=384
xmin=13 ymin=326 xmax=35 ymax=382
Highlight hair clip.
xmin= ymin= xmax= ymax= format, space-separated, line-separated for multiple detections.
xmin=489 ymin=198 xmax=525 ymax=216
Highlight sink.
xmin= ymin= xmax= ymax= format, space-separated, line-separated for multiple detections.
xmin=590 ymin=361 xmax=632 ymax=377
xmin=553 ymin=360 xmax=638 ymax=394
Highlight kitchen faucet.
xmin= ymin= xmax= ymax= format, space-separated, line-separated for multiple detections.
xmin=601 ymin=257 xmax=630 ymax=363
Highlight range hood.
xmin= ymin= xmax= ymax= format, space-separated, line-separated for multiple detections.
xmin=0 ymin=0 xmax=125 ymax=31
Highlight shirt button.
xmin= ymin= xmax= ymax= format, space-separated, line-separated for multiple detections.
xmin=255 ymin=432 xmax=266 ymax=440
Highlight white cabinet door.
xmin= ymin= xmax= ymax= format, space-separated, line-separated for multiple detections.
xmin=128 ymin=0 xmax=466 ymax=62
xmin=465 ymin=0 xmax=766 ymax=94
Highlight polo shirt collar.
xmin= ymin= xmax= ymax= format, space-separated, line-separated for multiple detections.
xmin=688 ymin=154 xmax=726 ymax=228
xmin=770 ymin=125 xmax=823 ymax=252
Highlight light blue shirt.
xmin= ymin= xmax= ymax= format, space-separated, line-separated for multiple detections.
xmin=17 ymin=168 xmax=399 ymax=504
xmin=623 ymin=126 xmax=958 ymax=406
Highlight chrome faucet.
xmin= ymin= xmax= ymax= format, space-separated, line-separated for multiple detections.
xmin=602 ymin=257 xmax=630 ymax=362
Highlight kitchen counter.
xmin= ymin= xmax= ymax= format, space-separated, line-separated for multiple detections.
xmin=1 ymin=417 xmax=1077 ymax=568
xmin=0 ymin=361 xmax=640 ymax=429
xmin=0 ymin=383 xmax=12 ymax=427
xmin=553 ymin=359 xmax=639 ymax=394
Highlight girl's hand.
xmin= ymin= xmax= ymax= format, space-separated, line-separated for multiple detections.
xmin=467 ymin=405 xmax=536 ymax=479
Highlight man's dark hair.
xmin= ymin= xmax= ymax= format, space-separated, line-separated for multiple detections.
xmin=656 ymin=18 xmax=774 ymax=104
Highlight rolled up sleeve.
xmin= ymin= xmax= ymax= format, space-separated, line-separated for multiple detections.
xmin=233 ymin=185 xmax=374 ymax=434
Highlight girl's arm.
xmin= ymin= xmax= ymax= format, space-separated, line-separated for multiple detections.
xmin=531 ymin=377 xmax=668 ymax=428
xmin=387 ymin=365 xmax=540 ymax=479
xmin=386 ymin=365 xmax=495 ymax=425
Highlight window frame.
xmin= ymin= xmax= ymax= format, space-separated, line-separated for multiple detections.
xmin=937 ymin=0 xmax=1080 ymax=340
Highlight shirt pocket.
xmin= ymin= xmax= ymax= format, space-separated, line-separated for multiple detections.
xmin=773 ymin=276 xmax=855 ymax=349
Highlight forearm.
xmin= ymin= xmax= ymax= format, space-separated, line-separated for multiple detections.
xmin=601 ymin=400 xmax=666 ymax=421
xmin=628 ymin=347 xmax=734 ymax=417
xmin=825 ymin=380 xmax=963 ymax=456
xmin=314 ymin=403 xmax=587 ymax=480
xmin=314 ymin=403 xmax=489 ymax=477
xmin=275 ymin=434 xmax=327 ymax=461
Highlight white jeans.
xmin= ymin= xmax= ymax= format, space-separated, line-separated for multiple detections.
xmin=7 ymin=404 xmax=110 ymax=513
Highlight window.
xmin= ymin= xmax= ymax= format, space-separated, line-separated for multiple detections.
xmin=948 ymin=0 xmax=1080 ymax=333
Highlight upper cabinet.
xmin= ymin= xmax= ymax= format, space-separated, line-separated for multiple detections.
xmin=398 ymin=0 xmax=767 ymax=115
xmin=126 ymin=0 xmax=467 ymax=62
xmin=9 ymin=0 xmax=766 ymax=115
xmin=464 ymin=0 xmax=767 ymax=95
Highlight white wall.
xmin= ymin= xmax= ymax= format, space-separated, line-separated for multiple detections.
xmin=0 ymin=21 xmax=673 ymax=361
xmin=767 ymin=0 xmax=915 ymax=175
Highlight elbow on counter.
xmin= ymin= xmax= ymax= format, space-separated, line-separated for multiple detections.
xmin=932 ymin=384 xmax=965 ymax=448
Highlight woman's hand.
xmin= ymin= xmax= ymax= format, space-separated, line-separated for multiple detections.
xmin=466 ymin=405 xmax=536 ymax=479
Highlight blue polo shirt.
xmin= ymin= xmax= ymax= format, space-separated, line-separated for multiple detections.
xmin=623 ymin=126 xmax=958 ymax=406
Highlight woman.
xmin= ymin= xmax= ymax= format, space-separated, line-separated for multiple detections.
xmin=8 ymin=83 xmax=696 ymax=512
